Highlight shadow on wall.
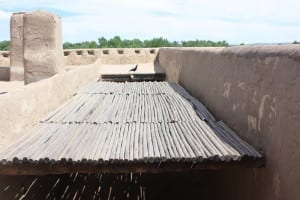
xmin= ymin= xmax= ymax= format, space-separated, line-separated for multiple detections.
xmin=0 ymin=67 xmax=10 ymax=81
xmin=0 ymin=172 xmax=222 ymax=200
xmin=0 ymin=52 xmax=10 ymax=81
xmin=154 ymin=50 xmax=162 ymax=73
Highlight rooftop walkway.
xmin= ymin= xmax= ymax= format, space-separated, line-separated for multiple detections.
xmin=0 ymin=81 xmax=263 ymax=175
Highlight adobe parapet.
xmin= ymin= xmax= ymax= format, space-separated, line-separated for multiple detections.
xmin=0 ymin=48 xmax=159 ymax=67
xmin=0 ymin=51 xmax=10 ymax=81
xmin=0 ymin=51 xmax=10 ymax=67
xmin=64 ymin=48 xmax=159 ymax=65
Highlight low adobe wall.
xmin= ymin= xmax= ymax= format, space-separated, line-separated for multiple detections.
xmin=0 ymin=60 xmax=102 ymax=150
xmin=0 ymin=51 xmax=10 ymax=67
xmin=0 ymin=51 xmax=10 ymax=81
xmin=0 ymin=67 xmax=10 ymax=81
xmin=64 ymin=48 xmax=158 ymax=65
xmin=0 ymin=48 xmax=158 ymax=80
xmin=158 ymin=45 xmax=300 ymax=200
xmin=0 ymin=48 xmax=159 ymax=67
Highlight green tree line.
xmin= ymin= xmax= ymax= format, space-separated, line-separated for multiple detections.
xmin=0 ymin=36 xmax=230 ymax=51
xmin=63 ymin=36 xmax=230 ymax=49
xmin=0 ymin=40 xmax=10 ymax=51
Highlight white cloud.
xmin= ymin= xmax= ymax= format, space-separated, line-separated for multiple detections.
xmin=0 ymin=0 xmax=300 ymax=43
xmin=0 ymin=10 xmax=11 ymax=19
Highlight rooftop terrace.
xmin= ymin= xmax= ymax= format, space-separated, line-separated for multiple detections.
xmin=0 ymin=81 xmax=262 ymax=175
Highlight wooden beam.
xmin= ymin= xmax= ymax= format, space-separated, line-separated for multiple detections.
xmin=0 ymin=158 xmax=264 ymax=175
xmin=100 ymin=73 xmax=166 ymax=82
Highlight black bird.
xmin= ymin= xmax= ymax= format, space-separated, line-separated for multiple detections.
xmin=129 ymin=64 xmax=138 ymax=72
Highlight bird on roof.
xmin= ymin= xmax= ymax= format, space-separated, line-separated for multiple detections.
xmin=129 ymin=64 xmax=138 ymax=72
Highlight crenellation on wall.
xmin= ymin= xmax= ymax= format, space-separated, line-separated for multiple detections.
xmin=1 ymin=48 xmax=160 ymax=69
xmin=64 ymin=48 xmax=159 ymax=65
xmin=64 ymin=49 xmax=100 ymax=65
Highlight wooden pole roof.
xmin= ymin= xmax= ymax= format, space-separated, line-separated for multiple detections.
xmin=0 ymin=81 xmax=263 ymax=175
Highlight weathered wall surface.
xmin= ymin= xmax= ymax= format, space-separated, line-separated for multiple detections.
xmin=158 ymin=45 xmax=300 ymax=200
xmin=10 ymin=12 xmax=25 ymax=81
xmin=64 ymin=48 xmax=158 ymax=65
xmin=100 ymin=48 xmax=158 ymax=65
xmin=0 ymin=51 xmax=10 ymax=67
xmin=0 ymin=51 xmax=10 ymax=81
xmin=0 ymin=48 xmax=158 ymax=68
xmin=23 ymin=10 xmax=65 ymax=84
xmin=64 ymin=49 xmax=100 ymax=65
xmin=0 ymin=60 xmax=101 ymax=150
xmin=0 ymin=67 xmax=10 ymax=81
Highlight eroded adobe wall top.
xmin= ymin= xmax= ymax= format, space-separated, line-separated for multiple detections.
xmin=0 ymin=48 xmax=159 ymax=67
xmin=64 ymin=48 xmax=159 ymax=65
xmin=0 ymin=51 xmax=10 ymax=67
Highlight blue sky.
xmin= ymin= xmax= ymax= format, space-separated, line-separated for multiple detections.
xmin=0 ymin=0 xmax=300 ymax=44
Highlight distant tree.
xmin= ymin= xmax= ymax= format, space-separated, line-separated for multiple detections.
xmin=63 ymin=42 xmax=73 ymax=49
xmin=108 ymin=36 xmax=122 ymax=48
xmin=121 ymin=39 xmax=144 ymax=48
xmin=1 ymin=36 xmax=229 ymax=51
xmin=131 ymin=39 xmax=144 ymax=48
xmin=63 ymin=41 xmax=98 ymax=49
xmin=181 ymin=39 xmax=229 ymax=47
xmin=0 ymin=40 xmax=10 ymax=51
xmin=98 ymin=37 xmax=108 ymax=48
xmin=62 ymin=36 xmax=229 ymax=49
xmin=89 ymin=41 xmax=98 ymax=48
xmin=144 ymin=37 xmax=171 ymax=47
xmin=171 ymin=41 xmax=181 ymax=47
xmin=77 ymin=41 xmax=90 ymax=49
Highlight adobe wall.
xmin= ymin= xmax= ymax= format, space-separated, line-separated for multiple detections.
xmin=23 ymin=11 xmax=65 ymax=84
xmin=10 ymin=12 xmax=25 ymax=81
xmin=0 ymin=48 xmax=158 ymax=69
xmin=0 ymin=67 xmax=10 ymax=81
xmin=0 ymin=51 xmax=10 ymax=67
xmin=158 ymin=45 xmax=300 ymax=200
xmin=64 ymin=48 xmax=158 ymax=65
xmin=0 ymin=51 xmax=10 ymax=81
xmin=0 ymin=60 xmax=101 ymax=150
